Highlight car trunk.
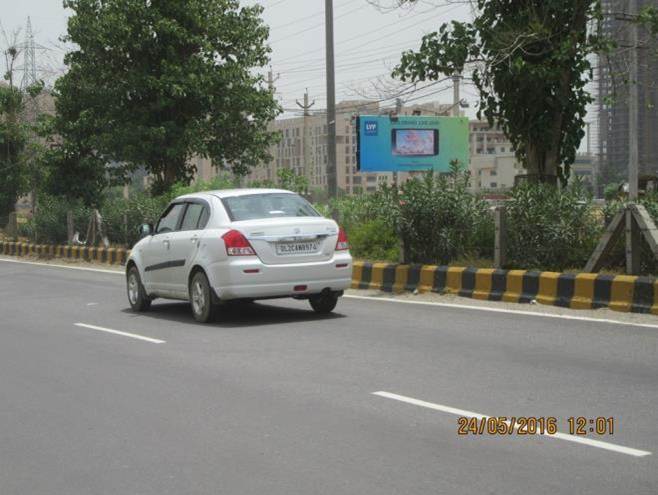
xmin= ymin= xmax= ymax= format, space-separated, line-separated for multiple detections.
xmin=233 ymin=217 xmax=339 ymax=265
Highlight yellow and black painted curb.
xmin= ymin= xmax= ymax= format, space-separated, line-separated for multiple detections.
xmin=2 ymin=243 xmax=656 ymax=315
xmin=0 ymin=241 xmax=129 ymax=266
xmin=352 ymin=261 xmax=658 ymax=315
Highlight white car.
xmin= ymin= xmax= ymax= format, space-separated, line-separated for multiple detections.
xmin=126 ymin=189 xmax=352 ymax=322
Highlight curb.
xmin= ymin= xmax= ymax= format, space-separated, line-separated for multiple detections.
xmin=3 ymin=243 xmax=656 ymax=316
xmin=351 ymin=262 xmax=658 ymax=315
xmin=0 ymin=241 xmax=129 ymax=266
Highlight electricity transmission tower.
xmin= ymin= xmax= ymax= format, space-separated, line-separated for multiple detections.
xmin=20 ymin=17 xmax=38 ymax=91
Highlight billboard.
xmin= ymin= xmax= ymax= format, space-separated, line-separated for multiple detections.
xmin=357 ymin=115 xmax=469 ymax=173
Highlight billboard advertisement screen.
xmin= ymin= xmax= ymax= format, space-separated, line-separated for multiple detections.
xmin=392 ymin=129 xmax=438 ymax=156
xmin=357 ymin=115 xmax=469 ymax=172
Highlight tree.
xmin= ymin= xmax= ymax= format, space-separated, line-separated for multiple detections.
xmin=393 ymin=1 xmax=614 ymax=184
xmin=0 ymin=84 xmax=27 ymax=219
xmin=56 ymin=0 xmax=280 ymax=195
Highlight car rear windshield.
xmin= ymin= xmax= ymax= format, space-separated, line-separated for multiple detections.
xmin=222 ymin=193 xmax=321 ymax=221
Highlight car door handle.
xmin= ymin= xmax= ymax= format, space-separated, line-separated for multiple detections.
xmin=163 ymin=239 xmax=170 ymax=249
xmin=191 ymin=235 xmax=198 ymax=244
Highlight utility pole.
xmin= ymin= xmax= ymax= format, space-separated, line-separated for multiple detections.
xmin=325 ymin=0 xmax=337 ymax=197
xmin=452 ymin=71 xmax=461 ymax=117
xmin=296 ymin=90 xmax=315 ymax=186
xmin=267 ymin=68 xmax=279 ymax=92
xmin=628 ymin=0 xmax=639 ymax=201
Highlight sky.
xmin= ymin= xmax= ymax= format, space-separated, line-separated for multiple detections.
xmin=0 ymin=0 xmax=476 ymax=118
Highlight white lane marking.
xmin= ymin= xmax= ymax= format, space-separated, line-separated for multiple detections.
xmin=373 ymin=391 xmax=652 ymax=458
xmin=3 ymin=257 xmax=657 ymax=329
xmin=0 ymin=257 xmax=122 ymax=275
xmin=87 ymin=302 xmax=99 ymax=306
xmin=74 ymin=323 xmax=165 ymax=344
xmin=346 ymin=295 xmax=658 ymax=330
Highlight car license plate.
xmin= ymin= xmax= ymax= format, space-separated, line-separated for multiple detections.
xmin=276 ymin=241 xmax=320 ymax=255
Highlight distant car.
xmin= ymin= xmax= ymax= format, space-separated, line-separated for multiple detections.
xmin=126 ymin=189 xmax=352 ymax=322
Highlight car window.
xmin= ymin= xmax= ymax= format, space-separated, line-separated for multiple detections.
xmin=197 ymin=205 xmax=210 ymax=229
xmin=180 ymin=203 xmax=207 ymax=231
xmin=156 ymin=203 xmax=185 ymax=234
xmin=222 ymin=193 xmax=319 ymax=221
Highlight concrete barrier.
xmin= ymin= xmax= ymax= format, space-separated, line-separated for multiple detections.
xmin=351 ymin=261 xmax=658 ymax=315
xmin=2 ymin=242 xmax=656 ymax=315
xmin=0 ymin=241 xmax=129 ymax=266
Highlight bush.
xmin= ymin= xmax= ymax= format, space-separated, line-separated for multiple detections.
xmin=505 ymin=182 xmax=601 ymax=271
xmin=23 ymin=194 xmax=92 ymax=244
xmin=101 ymin=191 xmax=170 ymax=247
xmin=386 ymin=166 xmax=494 ymax=264
xmin=347 ymin=218 xmax=399 ymax=262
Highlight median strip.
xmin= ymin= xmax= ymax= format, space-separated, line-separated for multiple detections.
xmin=74 ymin=323 xmax=165 ymax=344
xmin=373 ymin=391 xmax=652 ymax=458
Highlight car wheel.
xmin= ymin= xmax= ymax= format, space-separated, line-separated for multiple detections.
xmin=127 ymin=266 xmax=151 ymax=312
xmin=189 ymin=271 xmax=217 ymax=323
xmin=309 ymin=292 xmax=339 ymax=314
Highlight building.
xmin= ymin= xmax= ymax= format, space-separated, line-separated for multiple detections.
xmin=196 ymin=103 xmax=594 ymax=195
xmin=598 ymin=0 xmax=658 ymax=186
xmin=197 ymin=100 xmax=454 ymax=195
xmin=467 ymin=120 xmax=520 ymax=192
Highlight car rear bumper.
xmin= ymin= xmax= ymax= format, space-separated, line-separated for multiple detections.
xmin=207 ymin=254 xmax=353 ymax=300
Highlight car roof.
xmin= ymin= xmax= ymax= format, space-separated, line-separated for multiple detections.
xmin=175 ymin=188 xmax=295 ymax=201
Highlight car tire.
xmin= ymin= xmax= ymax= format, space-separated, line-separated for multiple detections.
xmin=189 ymin=271 xmax=217 ymax=323
xmin=309 ymin=292 xmax=339 ymax=314
xmin=127 ymin=266 xmax=151 ymax=312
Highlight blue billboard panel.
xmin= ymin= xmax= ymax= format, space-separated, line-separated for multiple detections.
xmin=357 ymin=115 xmax=469 ymax=172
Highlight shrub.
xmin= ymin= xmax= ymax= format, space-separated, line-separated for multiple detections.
xmin=386 ymin=166 xmax=494 ymax=264
xmin=24 ymin=194 xmax=91 ymax=244
xmin=505 ymin=182 xmax=601 ymax=271
xmin=347 ymin=218 xmax=399 ymax=262
xmin=101 ymin=191 xmax=170 ymax=246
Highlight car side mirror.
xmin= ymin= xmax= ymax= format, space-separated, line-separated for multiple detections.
xmin=138 ymin=223 xmax=153 ymax=238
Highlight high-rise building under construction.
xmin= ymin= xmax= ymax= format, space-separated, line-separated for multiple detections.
xmin=598 ymin=0 xmax=658 ymax=186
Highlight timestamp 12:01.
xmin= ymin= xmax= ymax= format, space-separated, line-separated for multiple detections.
xmin=568 ymin=417 xmax=614 ymax=435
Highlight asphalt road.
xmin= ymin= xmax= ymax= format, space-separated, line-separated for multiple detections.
xmin=1 ymin=259 xmax=657 ymax=495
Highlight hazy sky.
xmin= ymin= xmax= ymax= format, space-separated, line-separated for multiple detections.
xmin=1 ymin=0 xmax=475 ymax=117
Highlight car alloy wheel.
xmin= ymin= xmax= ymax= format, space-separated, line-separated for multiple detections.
xmin=191 ymin=280 xmax=206 ymax=316
xmin=128 ymin=272 xmax=139 ymax=305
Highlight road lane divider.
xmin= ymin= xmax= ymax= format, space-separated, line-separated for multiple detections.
xmin=352 ymin=261 xmax=658 ymax=316
xmin=74 ymin=323 xmax=165 ymax=344
xmin=372 ymin=391 xmax=652 ymax=458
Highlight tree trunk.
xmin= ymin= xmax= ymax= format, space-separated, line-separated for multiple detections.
xmin=66 ymin=210 xmax=74 ymax=244
xmin=525 ymin=137 xmax=560 ymax=185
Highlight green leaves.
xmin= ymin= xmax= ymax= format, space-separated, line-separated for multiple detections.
xmin=54 ymin=0 xmax=280 ymax=196
xmin=505 ymin=182 xmax=600 ymax=270
xmin=394 ymin=0 xmax=605 ymax=184
xmin=0 ymin=85 xmax=28 ymax=218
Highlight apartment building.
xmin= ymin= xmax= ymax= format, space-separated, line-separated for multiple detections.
xmin=598 ymin=0 xmax=658 ymax=185
xmin=468 ymin=120 xmax=521 ymax=192
xmin=196 ymin=103 xmax=594 ymax=194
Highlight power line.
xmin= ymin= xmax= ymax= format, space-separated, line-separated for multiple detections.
xmin=268 ymin=0 xmax=353 ymax=31
xmin=270 ymin=3 xmax=369 ymax=44
xmin=272 ymin=1 xmax=463 ymax=64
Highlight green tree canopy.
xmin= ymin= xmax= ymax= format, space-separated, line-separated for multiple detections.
xmin=0 ymin=84 xmax=27 ymax=218
xmin=393 ymin=0 xmax=612 ymax=184
xmin=55 ymin=0 xmax=280 ymax=195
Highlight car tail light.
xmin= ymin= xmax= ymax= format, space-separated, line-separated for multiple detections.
xmin=335 ymin=227 xmax=349 ymax=251
xmin=222 ymin=230 xmax=256 ymax=256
